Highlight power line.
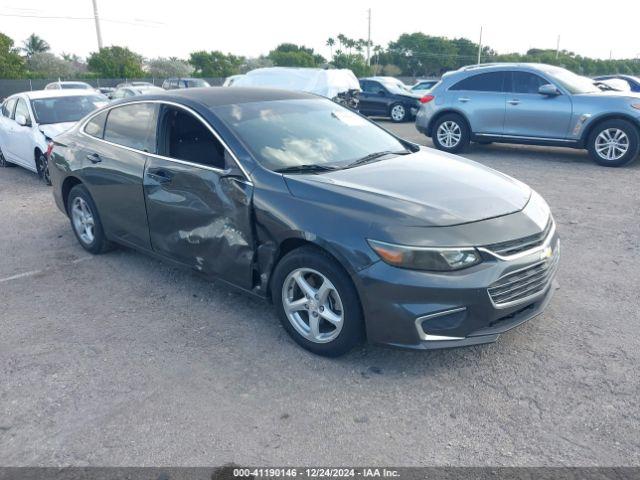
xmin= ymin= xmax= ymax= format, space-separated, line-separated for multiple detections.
xmin=0 ymin=12 xmax=163 ymax=27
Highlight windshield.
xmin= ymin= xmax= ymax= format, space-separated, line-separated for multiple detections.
xmin=213 ymin=99 xmax=406 ymax=172
xmin=545 ymin=68 xmax=600 ymax=94
xmin=186 ymin=79 xmax=210 ymax=87
xmin=381 ymin=80 xmax=411 ymax=94
xmin=31 ymin=95 xmax=107 ymax=125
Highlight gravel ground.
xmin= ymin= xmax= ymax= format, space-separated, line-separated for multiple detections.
xmin=0 ymin=121 xmax=639 ymax=466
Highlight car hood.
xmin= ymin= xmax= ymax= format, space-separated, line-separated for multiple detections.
xmin=284 ymin=149 xmax=531 ymax=227
xmin=577 ymin=90 xmax=640 ymax=100
xmin=39 ymin=122 xmax=77 ymax=139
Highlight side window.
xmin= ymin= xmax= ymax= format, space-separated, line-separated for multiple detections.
xmin=360 ymin=81 xmax=371 ymax=93
xmin=170 ymin=79 xmax=178 ymax=89
xmin=104 ymin=103 xmax=157 ymax=152
xmin=158 ymin=106 xmax=226 ymax=169
xmin=14 ymin=98 xmax=31 ymax=124
xmin=84 ymin=110 xmax=108 ymax=138
xmin=372 ymin=82 xmax=386 ymax=94
xmin=512 ymin=72 xmax=548 ymax=94
xmin=1 ymin=98 xmax=17 ymax=118
xmin=450 ymin=72 xmax=506 ymax=92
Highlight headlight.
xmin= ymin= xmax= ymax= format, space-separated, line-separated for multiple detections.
xmin=631 ymin=103 xmax=640 ymax=110
xmin=367 ymin=239 xmax=481 ymax=272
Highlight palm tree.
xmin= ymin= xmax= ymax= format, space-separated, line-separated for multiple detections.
xmin=22 ymin=34 xmax=50 ymax=57
xmin=326 ymin=38 xmax=335 ymax=60
xmin=337 ymin=34 xmax=347 ymax=52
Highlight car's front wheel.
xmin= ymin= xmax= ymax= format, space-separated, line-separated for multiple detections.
xmin=587 ymin=119 xmax=640 ymax=167
xmin=389 ymin=103 xmax=408 ymax=123
xmin=67 ymin=184 xmax=113 ymax=254
xmin=36 ymin=151 xmax=51 ymax=185
xmin=432 ymin=114 xmax=470 ymax=153
xmin=272 ymin=246 xmax=364 ymax=357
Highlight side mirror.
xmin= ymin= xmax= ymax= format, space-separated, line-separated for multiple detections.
xmin=15 ymin=114 xmax=29 ymax=126
xmin=377 ymin=89 xmax=387 ymax=96
xmin=538 ymin=84 xmax=561 ymax=96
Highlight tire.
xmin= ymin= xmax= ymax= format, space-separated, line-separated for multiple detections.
xmin=587 ymin=119 xmax=640 ymax=167
xmin=67 ymin=184 xmax=114 ymax=254
xmin=389 ymin=103 xmax=408 ymax=123
xmin=0 ymin=146 xmax=14 ymax=167
xmin=271 ymin=246 xmax=364 ymax=357
xmin=35 ymin=151 xmax=51 ymax=186
xmin=432 ymin=114 xmax=470 ymax=153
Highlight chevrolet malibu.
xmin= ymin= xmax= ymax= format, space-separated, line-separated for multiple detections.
xmin=49 ymin=88 xmax=559 ymax=357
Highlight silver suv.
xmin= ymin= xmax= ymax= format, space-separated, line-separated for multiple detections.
xmin=415 ymin=63 xmax=640 ymax=167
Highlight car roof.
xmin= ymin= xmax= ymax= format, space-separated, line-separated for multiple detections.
xmin=144 ymin=86 xmax=316 ymax=107
xmin=13 ymin=89 xmax=101 ymax=100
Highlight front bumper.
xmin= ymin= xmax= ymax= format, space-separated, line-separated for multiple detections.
xmin=356 ymin=234 xmax=560 ymax=350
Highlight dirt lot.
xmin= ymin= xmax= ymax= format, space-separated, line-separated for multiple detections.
xmin=1 ymin=120 xmax=639 ymax=466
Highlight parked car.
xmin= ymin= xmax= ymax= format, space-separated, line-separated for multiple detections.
xmin=594 ymin=74 xmax=640 ymax=93
xmin=0 ymin=90 xmax=107 ymax=184
xmin=110 ymin=85 xmax=164 ymax=99
xmin=45 ymin=81 xmax=94 ymax=91
xmin=359 ymin=76 xmax=425 ymax=122
xmin=231 ymin=67 xmax=361 ymax=109
xmin=49 ymin=87 xmax=559 ymax=356
xmin=97 ymin=87 xmax=116 ymax=98
xmin=415 ymin=63 xmax=640 ymax=167
xmin=410 ymin=79 xmax=439 ymax=95
xmin=162 ymin=78 xmax=210 ymax=89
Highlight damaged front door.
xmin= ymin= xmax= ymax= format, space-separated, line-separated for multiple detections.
xmin=143 ymin=104 xmax=255 ymax=290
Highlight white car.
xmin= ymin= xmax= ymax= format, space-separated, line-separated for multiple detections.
xmin=222 ymin=74 xmax=244 ymax=87
xmin=45 ymin=81 xmax=94 ymax=91
xmin=0 ymin=90 xmax=108 ymax=184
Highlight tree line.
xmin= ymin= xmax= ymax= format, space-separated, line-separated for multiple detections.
xmin=1 ymin=31 xmax=639 ymax=80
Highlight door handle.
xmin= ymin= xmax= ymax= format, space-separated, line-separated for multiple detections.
xmin=147 ymin=169 xmax=173 ymax=184
xmin=458 ymin=97 xmax=470 ymax=103
xmin=86 ymin=152 xmax=101 ymax=163
xmin=508 ymin=99 xmax=520 ymax=105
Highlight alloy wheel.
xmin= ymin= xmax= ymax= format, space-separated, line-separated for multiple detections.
xmin=37 ymin=154 xmax=51 ymax=185
xmin=71 ymin=197 xmax=95 ymax=245
xmin=282 ymin=268 xmax=344 ymax=344
xmin=437 ymin=121 xmax=462 ymax=148
xmin=390 ymin=105 xmax=406 ymax=122
xmin=595 ymin=128 xmax=629 ymax=161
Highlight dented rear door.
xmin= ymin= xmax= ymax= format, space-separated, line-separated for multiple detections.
xmin=143 ymin=156 xmax=255 ymax=290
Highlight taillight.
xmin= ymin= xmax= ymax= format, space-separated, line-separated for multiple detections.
xmin=420 ymin=95 xmax=435 ymax=104
xmin=46 ymin=140 xmax=54 ymax=158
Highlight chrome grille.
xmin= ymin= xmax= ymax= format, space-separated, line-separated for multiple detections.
xmin=488 ymin=247 xmax=559 ymax=307
xmin=485 ymin=219 xmax=553 ymax=257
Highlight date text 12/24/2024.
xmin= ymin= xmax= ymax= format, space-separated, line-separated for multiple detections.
xmin=233 ymin=469 xmax=400 ymax=478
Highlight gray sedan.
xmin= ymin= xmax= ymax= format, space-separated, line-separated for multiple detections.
xmin=415 ymin=63 xmax=640 ymax=167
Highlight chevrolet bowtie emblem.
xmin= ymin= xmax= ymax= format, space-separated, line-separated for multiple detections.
xmin=540 ymin=246 xmax=553 ymax=260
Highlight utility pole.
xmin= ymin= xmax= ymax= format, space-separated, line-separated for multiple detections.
xmin=91 ymin=0 xmax=104 ymax=50
xmin=555 ymin=35 xmax=560 ymax=59
xmin=366 ymin=8 xmax=371 ymax=66
xmin=477 ymin=26 xmax=483 ymax=65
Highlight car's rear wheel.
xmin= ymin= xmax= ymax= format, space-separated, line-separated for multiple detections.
xmin=67 ymin=184 xmax=113 ymax=254
xmin=389 ymin=103 xmax=408 ymax=123
xmin=271 ymin=246 xmax=364 ymax=357
xmin=36 ymin=151 xmax=51 ymax=185
xmin=0 ymin=146 xmax=14 ymax=167
xmin=432 ymin=114 xmax=470 ymax=153
xmin=588 ymin=119 xmax=639 ymax=167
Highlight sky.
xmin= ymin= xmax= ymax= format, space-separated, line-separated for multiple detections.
xmin=1 ymin=0 xmax=639 ymax=61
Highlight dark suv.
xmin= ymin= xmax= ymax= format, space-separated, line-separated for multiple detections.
xmin=359 ymin=77 xmax=424 ymax=122
xmin=162 ymin=78 xmax=211 ymax=90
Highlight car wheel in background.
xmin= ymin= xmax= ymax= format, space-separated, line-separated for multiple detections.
xmin=432 ymin=114 xmax=470 ymax=153
xmin=588 ymin=119 xmax=640 ymax=167
xmin=36 ymin=151 xmax=51 ymax=185
xmin=389 ymin=103 xmax=408 ymax=123
xmin=0 ymin=146 xmax=14 ymax=167
xmin=67 ymin=184 xmax=114 ymax=254
xmin=271 ymin=246 xmax=364 ymax=357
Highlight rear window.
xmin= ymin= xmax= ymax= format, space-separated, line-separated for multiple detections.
xmin=450 ymin=72 xmax=506 ymax=92
xmin=103 ymin=103 xmax=157 ymax=152
xmin=30 ymin=95 xmax=107 ymax=125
